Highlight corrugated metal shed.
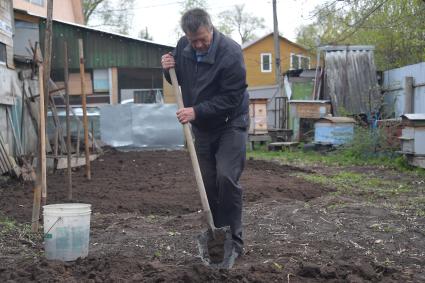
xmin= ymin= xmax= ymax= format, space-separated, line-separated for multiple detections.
xmin=39 ymin=20 xmax=174 ymax=69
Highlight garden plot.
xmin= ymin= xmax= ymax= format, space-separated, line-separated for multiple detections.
xmin=0 ymin=149 xmax=424 ymax=282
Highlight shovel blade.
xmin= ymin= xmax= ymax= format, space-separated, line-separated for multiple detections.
xmin=197 ymin=226 xmax=238 ymax=269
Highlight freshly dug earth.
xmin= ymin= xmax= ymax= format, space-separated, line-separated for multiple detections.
xmin=0 ymin=149 xmax=424 ymax=282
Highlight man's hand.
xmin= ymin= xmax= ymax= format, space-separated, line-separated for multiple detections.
xmin=176 ymin=107 xmax=195 ymax=124
xmin=161 ymin=52 xmax=175 ymax=70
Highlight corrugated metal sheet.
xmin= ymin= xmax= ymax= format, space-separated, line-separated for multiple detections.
xmin=324 ymin=48 xmax=380 ymax=115
xmin=383 ymin=62 xmax=425 ymax=117
xmin=39 ymin=20 xmax=173 ymax=69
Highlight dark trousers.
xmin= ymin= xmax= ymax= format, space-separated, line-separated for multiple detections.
xmin=193 ymin=125 xmax=247 ymax=251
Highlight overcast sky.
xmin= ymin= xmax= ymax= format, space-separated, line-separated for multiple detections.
xmin=124 ymin=0 xmax=326 ymax=46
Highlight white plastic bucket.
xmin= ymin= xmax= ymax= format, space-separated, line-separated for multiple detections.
xmin=43 ymin=203 xmax=92 ymax=261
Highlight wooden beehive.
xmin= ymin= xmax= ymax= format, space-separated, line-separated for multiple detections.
xmin=249 ymin=99 xmax=268 ymax=135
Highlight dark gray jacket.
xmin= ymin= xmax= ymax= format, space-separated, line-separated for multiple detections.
xmin=164 ymin=28 xmax=249 ymax=131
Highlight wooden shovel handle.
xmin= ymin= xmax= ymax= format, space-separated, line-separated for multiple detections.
xmin=169 ymin=68 xmax=215 ymax=230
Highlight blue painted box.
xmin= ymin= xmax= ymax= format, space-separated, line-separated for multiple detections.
xmin=314 ymin=117 xmax=356 ymax=145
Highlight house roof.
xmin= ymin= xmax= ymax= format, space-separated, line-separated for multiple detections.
xmin=14 ymin=9 xmax=174 ymax=48
xmin=241 ymin=32 xmax=309 ymax=52
xmin=247 ymin=84 xmax=280 ymax=100
xmin=53 ymin=19 xmax=175 ymax=49
xmin=14 ymin=9 xmax=174 ymax=69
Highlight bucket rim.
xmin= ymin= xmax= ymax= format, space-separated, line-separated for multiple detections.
xmin=43 ymin=203 xmax=92 ymax=210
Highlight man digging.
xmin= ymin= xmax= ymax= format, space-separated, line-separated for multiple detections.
xmin=161 ymin=8 xmax=249 ymax=264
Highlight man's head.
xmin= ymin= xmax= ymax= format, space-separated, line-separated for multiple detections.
xmin=181 ymin=8 xmax=213 ymax=53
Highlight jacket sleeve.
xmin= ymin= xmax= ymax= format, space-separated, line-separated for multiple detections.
xmin=193 ymin=51 xmax=247 ymax=119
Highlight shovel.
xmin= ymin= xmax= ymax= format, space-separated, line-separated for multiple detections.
xmin=169 ymin=68 xmax=238 ymax=269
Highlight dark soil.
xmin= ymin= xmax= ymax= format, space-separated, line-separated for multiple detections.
xmin=207 ymin=231 xmax=226 ymax=264
xmin=0 ymin=148 xmax=424 ymax=282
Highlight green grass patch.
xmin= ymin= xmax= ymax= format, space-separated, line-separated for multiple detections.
xmin=293 ymin=169 xmax=424 ymax=215
xmin=248 ymin=147 xmax=425 ymax=176
xmin=0 ymin=215 xmax=16 ymax=233
xmin=296 ymin=171 xmax=412 ymax=198
xmin=248 ymin=125 xmax=425 ymax=175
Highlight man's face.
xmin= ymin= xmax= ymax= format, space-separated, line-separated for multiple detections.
xmin=186 ymin=26 xmax=213 ymax=53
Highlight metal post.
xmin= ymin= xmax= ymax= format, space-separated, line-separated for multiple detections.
xmin=272 ymin=0 xmax=287 ymax=128
xmin=405 ymin=76 xmax=414 ymax=114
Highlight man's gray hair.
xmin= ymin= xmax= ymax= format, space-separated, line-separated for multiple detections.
xmin=180 ymin=8 xmax=213 ymax=34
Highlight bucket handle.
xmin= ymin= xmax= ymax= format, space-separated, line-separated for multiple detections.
xmin=43 ymin=217 xmax=63 ymax=239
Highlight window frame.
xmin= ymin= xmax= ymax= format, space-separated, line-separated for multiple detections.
xmin=0 ymin=42 xmax=6 ymax=65
xmin=290 ymin=53 xmax=311 ymax=70
xmin=260 ymin=53 xmax=272 ymax=73
xmin=24 ymin=0 xmax=45 ymax=6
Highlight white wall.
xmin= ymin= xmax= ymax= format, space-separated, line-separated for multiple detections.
xmin=383 ymin=62 xmax=425 ymax=117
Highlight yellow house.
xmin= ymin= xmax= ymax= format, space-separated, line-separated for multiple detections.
xmin=242 ymin=32 xmax=316 ymax=87
xmin=13 ymin=0 xmax=84 ymax=24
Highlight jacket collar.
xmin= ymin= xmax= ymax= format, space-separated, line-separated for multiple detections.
xmin=182 ymin=27 xmax=220 ymax=64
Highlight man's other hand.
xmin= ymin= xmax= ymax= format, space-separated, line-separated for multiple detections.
xmin=176 ymin=107 xmax=195 ymax=124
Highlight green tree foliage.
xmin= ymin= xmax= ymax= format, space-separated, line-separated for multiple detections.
xmin=83 ymin=0 xmax=135 ymax=35
xmin=180 ymin=0 xmax=208 ymax=14
xmin=217 ymin=4 xmax=266 ymax=44
xmin=296 ymin=0 xmax=425 ymax=69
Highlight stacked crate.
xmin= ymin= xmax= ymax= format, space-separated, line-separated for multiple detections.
xmin=249 ymin=99 xmax=268 ymax=135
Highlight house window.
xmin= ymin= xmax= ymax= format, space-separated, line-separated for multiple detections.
xmin=93 ymin=69 xmax=109 ymax=92
xmin=261 ymin=53 xmax=272 ymax=73
xmin=290 ymin=53 xmax=310 ymax=70
xmin=300 ymin=56 xmax=310 ymax=69
xmin=24 ymin=0 xmax=44 ymax=6
xmin=0 ymin=43 xmax=6 ymax=64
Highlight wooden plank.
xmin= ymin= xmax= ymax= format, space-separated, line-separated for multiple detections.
xmin=79 ymin=39 xmax=91 ymax=180
xmin=64 ymin=41 xmax=73 ymax=200
xmin=55 ymin=73 xmax=93 ymax=95
xmin=110 ymin=67 xmax=118 ymax=104
xmin=33 ymin=41 xmax=48 ymax=210
xmin=268 ymin=142 xmax=299 ymax=151
xmin=291 ymin=102 xmax=331 ymax=119
xmin=51 ymin=154 xmax=98 ymax=169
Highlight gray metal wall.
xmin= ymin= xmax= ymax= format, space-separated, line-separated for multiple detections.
xmin=100 ymin=104 xmax=184 ymax=149
xmin=383 ymin=62 xmax=425 ymax=117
